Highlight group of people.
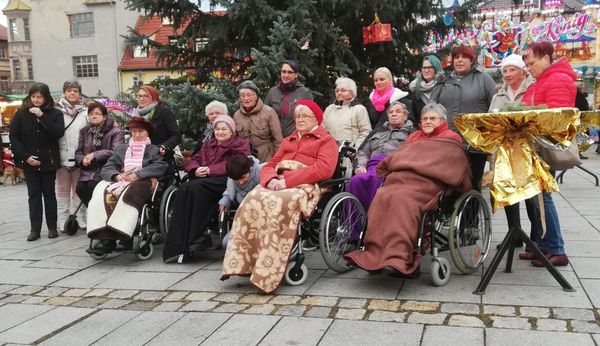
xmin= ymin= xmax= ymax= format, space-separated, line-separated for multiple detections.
xmin=8 ymin=41 xmax=579 ymax=292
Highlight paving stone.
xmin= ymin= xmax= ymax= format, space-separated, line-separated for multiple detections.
xmin=162 ymin=291 xmax=189 ymax=302
xmin=83 ymin=288 xmax=113 ymax=297
xmin=70 ymin=297 xmax=108 ymax=308
xmin=300 ymin=296 xmax=338 ymax=307
xmin=320 ymin=320 xmax=423 ymax=345
xmin=402 ymin=301 xmax=440 ymax=312
xmin=368 ymin=299 xmax=401 ymax=311
xmin=304 ymin=306 xmax=332 ymax=318
xmin=36 ymin=287 xmax=68 ymax=297
xmin=146 ymin=312 xmax=231 ymax=346
xmin=92 ymin=311 xmax=184 ymax=345
xmin=133 ymin=291 xmax=168 ymax=301
xmin=335 ymin=308 xmax=366 ymax=320
xmin=422 ymin=326 xmax=484 ymax=346
xmin=553 ymin=307 xmax=596 ymax=321
xmin=107 ymin=289 xmax=139 ymax=299
xmin=269 ymin=295 xmax=301 ymax=305
xmin=179 ymin=300 xmax=220 ymax=312
xmin=186 ymin=291 xmax=217 ymax=301
xmin=202 ymin=314 xmax=280 ymax=346
xmin=122 ymin=301 xmax=160 ymax=311
xmin=274 ymin=305 xmax=306 ymax=317
xmin=484 ymin=305 xmax=516 ymax=316
xmin=61 ymin=288 xmax=91 ymax=297
xmin=536 ymin=318 xmax=568 ymax=332
xmin=448 ymin=315 xmax=485 ymax=328
xmin=338 ymin=298 xmax=367 ymax=309
xmin=441 ymin=303 xmax=480 ymax=315
xmin=244 ymin=303 xmax=276 ymax=315
xmin=43 ymin=296 xmax=81 ymax=306
xmin=213 ymin=303 xmax=248 ymax=313
xmin=22 ymin=296 xmax=48 ymax=304
xmin=571 ymin=320 xmax=600 ymax=333
xmin=96 ymin=299 xmax=130 ymax=309
xmin=407 ymin=312 xmax=447 ymax=325
xmin=153 ymin=302 xmax=185 ymax=312
xmin=259 ymin=316 xmax=332 ymax=346
xmin=520 ymin=306 xmax=551 ymax=318
xmin=0 ymin=295 xmax=29 ymax=303
xmin=213 ymin=292 xmax=243 ymax=303
xmin=9 ymin=285 xmax=44 ymax=295
xmin=0 ymin=304 xmax=54 ymax=334
xmin=368 ymin=311 xmax=407 ymax=322
xmin=0 ymin=285 xmax=19 ymax=294
xmin=486 ymin=328 xmax=595 ymax=346
xmin=491 ymin=316 xmax=531 ymax=330
xmin=239 ymin=293 xmax=272 ymax=304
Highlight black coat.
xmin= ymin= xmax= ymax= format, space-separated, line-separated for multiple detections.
xmin=9 ymin=107 xmax=65 ymax=171
xmin=366 ymin=96 xmax=414 ymax=131
xmin=149 ymin=104 xmax=181 ymax=150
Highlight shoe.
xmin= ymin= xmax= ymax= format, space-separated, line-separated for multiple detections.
xmin=532 ymin=254 xmax=569 ymax=267
xmin=188 ymin=234 xmax=212 ymax=255
xmin=115 ymin=239 xmax=133 ymax=251
xmin=579 ymin=154 xmax=589 ymax=160
xmin=518 ymin=251 xmax=550 ymax=260
xmin=27 ymin=232 xmax=40 ymax=241
xmin=151 ymin=232 xmax=164 ymax=244
xmin=386 ymin=267 xmax=420 ymax=279
xmin=48 ymin=228 xmax=58 ymax=239
xmin=94 ymin=240 xmax=116 ymax=254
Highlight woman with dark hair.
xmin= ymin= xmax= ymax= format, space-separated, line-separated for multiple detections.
xmin=409 ymin=55 xmax=444 ymax=122
xmin=75 ymin=102 xmax=125 ymax=207
xmin=264 ymin=60 xmax=313 ymax=137
xmin=134 ymin=85 xmax=181 ymax=155
xmin=9 ymin=82 xmax=65 ymax=241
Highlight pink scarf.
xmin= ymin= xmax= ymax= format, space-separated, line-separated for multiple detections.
xmin=108 ymin=138 xmax=150 ymax=196
xmin=370 ymin=85 xmax=395 ymax=112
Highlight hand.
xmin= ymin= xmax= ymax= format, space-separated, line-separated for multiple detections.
xmin=123 ymin=173 xmax=139 ymax=182
xmin=159 ymin=146 xmax=166 ymax=156
xmin=26 ymin=155 xmax=41 ymax=166
xmin=218 ymin=204 xmax=228 ymax=213
xmin=355 ymin=167 xmax=367 ymax=174
xmin=276 ymin=179 xmax=286 ymax=190
xmin=267 ymin=179 xmax=279 ymax=191
xmin=82 ymin=153 xmax=94 ymax=167
xmin=29 ymin=107 xmax=43 ymax=118
xmin=195 ymin=167 xmax=209 ymax=177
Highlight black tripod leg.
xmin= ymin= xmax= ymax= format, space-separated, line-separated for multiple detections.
xmin=556 ymin=170 xmax=566 ymax=184
xmin=575 ymin=165 xmax=599 ymax=186
xmin=517 ymin=228 xmax=575 ymax=292
xmin=473 ymin=228 xmax=514 ymax=295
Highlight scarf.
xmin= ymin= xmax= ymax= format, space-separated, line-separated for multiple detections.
xmin=370 ymin=85 xmax=394 ymax=112
xmin=410 ymin=75 xmax=438 ymax=101
xmin=108 ymin=137 xmax=151 ymax=196
xmin=88 ymin=126 xmax=104 ymax=147
xmin=202 ymin=124 xmax=214 ymax=143
xmin=58 ymin=97 xmax=86 ymax=117
xmin=277 ymin=80 xmax=299 ymax=91
xmin=134 ymin=102 xmax=158 ymax=117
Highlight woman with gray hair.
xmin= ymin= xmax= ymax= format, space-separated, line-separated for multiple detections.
xmin=323 ymin=77 xmax=372 ymax=150
xmin=192 ymin=100 xmax=229 ymax=155
xmin=56 ymin=80 xmax=89 ymax=234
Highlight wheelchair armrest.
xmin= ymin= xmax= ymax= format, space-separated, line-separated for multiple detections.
xmin=318 ymin=177 xmax=348 ymax=188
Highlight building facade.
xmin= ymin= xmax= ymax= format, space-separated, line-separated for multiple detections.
xmin=3 ymin=0 xmax=33 ymax=93
xmin=0 ymin=25 xmax=10 ymax=92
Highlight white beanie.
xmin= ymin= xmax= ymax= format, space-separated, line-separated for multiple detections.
xmin=500 ymin=54 xmax=526 ymax=70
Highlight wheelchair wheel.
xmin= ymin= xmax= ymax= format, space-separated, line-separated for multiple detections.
xmin=431 ymin=257 xmax=450 ymax=286
xmin=89 ymin=252 xmax=107 ymax=260
xmin=136 ymin=241 xmax=154 ymax=261
xmin=159 ymin=185 xmax=178 ymax=237
xmin=319 ymin=192 xmax=366 ymax=273
xmin=284 ymin=261 xmax=308 ymax=286
xmin=448 ymin=190 xmax=492 ymax=274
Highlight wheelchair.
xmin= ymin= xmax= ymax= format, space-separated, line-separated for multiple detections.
xmin=318 ymin=169 xmax=492 ymax=287
xmin=86 ymin=151 xmax=183 ymax=261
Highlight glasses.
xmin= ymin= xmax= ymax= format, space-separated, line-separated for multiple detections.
xmin=335 ymin=88 xmax=350 ymax=93
xmin=281 ymin=69 xmax=296 ymax=75
xmin=421 ymin=66 xmax=435 ymax=71
xmin=137 ymin=94 xmax=150 ymax=99
xmin=421 ymin=116 xmax=442 ymax=122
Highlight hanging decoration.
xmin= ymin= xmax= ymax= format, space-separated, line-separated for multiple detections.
xmin=362 ymin=12 xmax=393 ymax=45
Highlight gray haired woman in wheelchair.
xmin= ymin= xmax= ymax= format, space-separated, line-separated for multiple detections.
xmin=345 ymin=103 xmax=472 ymax=278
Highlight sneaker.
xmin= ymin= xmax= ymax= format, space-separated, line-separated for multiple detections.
xmin=532 ymin=254 xmax=569 ymax=267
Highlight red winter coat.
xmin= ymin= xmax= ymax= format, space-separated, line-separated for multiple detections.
xmin=260 ymin=126 xmax=338 ymax=188
xmin=522 ymin=59 xmax=576 ymax=108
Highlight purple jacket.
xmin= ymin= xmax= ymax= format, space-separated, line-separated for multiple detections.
xmin=75 ymin=118 xmax=125 ymax=181
xmin=185 ymin=136 xmax=250 ymax=177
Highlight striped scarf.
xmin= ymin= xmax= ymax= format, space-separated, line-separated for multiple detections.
xmin=108 ymin=137 xmax=150 ymax=196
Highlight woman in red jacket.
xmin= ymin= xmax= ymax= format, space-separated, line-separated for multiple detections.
xmin=520 ymin=41 xmax=575 ymax=267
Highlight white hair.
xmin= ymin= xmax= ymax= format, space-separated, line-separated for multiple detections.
xmin=335 ymin=77 xmax=357 ymax=97
xmin=205 ymin=100 xmax=228 ymax=117
xmin=421 ymin=102 xmax=448 ymax=120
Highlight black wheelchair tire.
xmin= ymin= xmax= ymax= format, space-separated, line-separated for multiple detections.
xmin=159 ymin=185 xmax=178 ymax=237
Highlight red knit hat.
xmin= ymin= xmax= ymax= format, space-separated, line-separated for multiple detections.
xmin=295 ymin=99 xmax=323 ymax=125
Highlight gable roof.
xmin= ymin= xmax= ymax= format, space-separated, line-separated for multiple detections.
xmin=3 ymin=0 xmax=31 ymax=11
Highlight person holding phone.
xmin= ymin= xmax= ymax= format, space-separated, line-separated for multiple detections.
xmin=9 ymin=83 xmax=65 ymax=241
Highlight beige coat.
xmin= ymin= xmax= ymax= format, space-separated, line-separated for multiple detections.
xmin=323 ymin=100 xmax=372 ymax=147
xmin=234 ymin=99 xmax=283 ymax=162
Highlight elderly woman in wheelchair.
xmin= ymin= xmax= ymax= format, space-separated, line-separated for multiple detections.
xmin=344 ymin=103 xmax=475 ymax=279
xmin=86 ymin=117 xmax=168 ymax=257
xmin=221 ymin=99 xmax=338 ymax=293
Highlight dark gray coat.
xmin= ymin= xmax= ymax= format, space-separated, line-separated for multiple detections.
xmin=101 ymin=142 xmax=168 ymax=182
xmin=264 ymin=81 xmax=313 ymax=137
xmin=75 ymin=118 xmax=125 ymax=182
xmin=356 ymin=120 xmax=413 ymax=168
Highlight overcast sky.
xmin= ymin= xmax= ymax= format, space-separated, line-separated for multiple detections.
xmin=0 ymin=0 xmax=7 ymax=27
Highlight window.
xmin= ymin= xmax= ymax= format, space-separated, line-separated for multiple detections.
xmin=8 ymin=19 xmax=16 ymax=41
xmin=0 ymin=77 xmax=8 ymax=91
xmin=162 ymin=17 xmax=173 ymax=25
xmin=169 ymin=36 xmax=186 ymax=49
xmin=13 ymin=60 xmax=21 ymax=81
xmin=73 ymin=55 xmax=98 ymax=78
xmin=132 ymin=45 xmax=148 ymax=58
xmin=132 ymin=76 xmax=143 ymax=87
xmin=23 ymin=18 xmax=30 ymax=41
xmin=69 ymin=12 xmax=94 ymax=37
xmin=195 ymin=38 xmax=208 ymax=51
xmin=0 ymin=48 xmax=6 ymax=59
xmin=27 ymin=59 xmax=33 ymax=80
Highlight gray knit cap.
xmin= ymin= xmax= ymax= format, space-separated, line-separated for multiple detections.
xmin=236 ymin=80 xmax=260 ymax=97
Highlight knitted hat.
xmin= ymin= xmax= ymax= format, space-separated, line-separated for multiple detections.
xmin=295 ymin=99 xmax=323 ymax=125
xmin=128 ymin=116 xmax=154 ymax=134
xmin=283 ymin=59 xmax=300 ymax=73
xmin=236 ymin=80 xmax=260 ymax=97
xmin=213 ymin=114 xmax=236 ymax=133
xmin=500 ymin=54 xmax=526 ymax=70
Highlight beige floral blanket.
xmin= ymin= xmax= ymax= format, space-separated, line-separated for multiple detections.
xmin=221 ymin=160 xmax=324 ymax=293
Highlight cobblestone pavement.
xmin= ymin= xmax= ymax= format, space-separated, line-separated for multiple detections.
xmin=0 ymin=148 xmax=599 ymax=345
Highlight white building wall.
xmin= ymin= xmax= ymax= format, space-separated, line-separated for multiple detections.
xmin=30 ymin=0 xmax=138 ymax=97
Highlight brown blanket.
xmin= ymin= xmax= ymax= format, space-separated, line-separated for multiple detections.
xmin=221 ymin=160 xmax=324 ymax=293
xmin=345 ymin=137 xmax=472 ymax=274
